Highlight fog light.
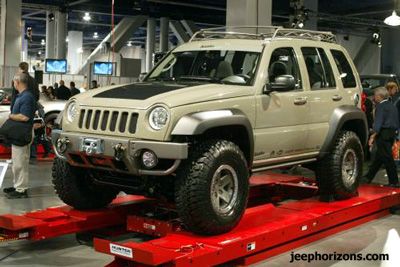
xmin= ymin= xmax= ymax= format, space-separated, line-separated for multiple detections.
xmin=56 ymin=137 xmax=69 ymax=154
xmin=142 ymin=150 xmax=158 ymax=169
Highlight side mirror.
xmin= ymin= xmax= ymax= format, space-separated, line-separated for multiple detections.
xmin=138 ymin=73 xmax=147 ymax=82
xmin=266 ymin=75 xmax=296 ymax=93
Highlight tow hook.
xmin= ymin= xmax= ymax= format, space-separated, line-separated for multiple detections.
xmin=113 ymin=143 xmax=126 ymax=161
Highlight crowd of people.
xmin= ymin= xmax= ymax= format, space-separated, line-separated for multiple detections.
xmin=41 ymin=80 xmax=83 ymax=100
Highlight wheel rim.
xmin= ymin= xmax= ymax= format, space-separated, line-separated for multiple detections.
xmin=342 ymin=149 xmax=358 ymax=187
xmin=210 ymin=164 xmax=239 ymax=216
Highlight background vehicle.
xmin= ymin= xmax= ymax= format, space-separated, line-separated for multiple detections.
xmin=52 ymin=27 xmax=367 ymax=235
xmin=360 ymin=74 xmax=399 ymax=97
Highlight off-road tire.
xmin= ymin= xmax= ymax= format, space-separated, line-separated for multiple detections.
xmin=316 ymin=131 xmax=363 ymax=200
xmin=52 ymin=158 xmax=119 ymax=209
xmin=175 ymin=140 xmax=249 ymax=235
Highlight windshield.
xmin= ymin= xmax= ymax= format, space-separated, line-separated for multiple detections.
xmin=146 ymin=50 xmax=260 ymax=85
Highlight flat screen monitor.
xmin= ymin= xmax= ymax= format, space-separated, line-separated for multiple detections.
xmin=93 ymin=62 xmax=114 ymax=75
xmin=45 ymin=59 xmax=67 ymax=74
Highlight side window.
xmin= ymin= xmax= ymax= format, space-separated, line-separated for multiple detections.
xmin=318 ymin=48 xmax=336 ymax=88
xmin=268 ymin=47 xmax=302 ymax=89
xmin=331 ymin=50 xmax=357 ymax=88
xmin=301 ymin=47 xmax=335 ymax=90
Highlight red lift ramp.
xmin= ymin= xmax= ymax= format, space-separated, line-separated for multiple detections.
xmin=93 ymin=182 xmax=400 ymax=266
xmin=0 ymin=173 xmax=399 ymax=267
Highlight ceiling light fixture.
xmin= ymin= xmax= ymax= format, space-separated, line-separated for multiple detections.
xmin=83 ymin=12 xmax=91 ymax=22
xmin=384 ymin=10 xmax=400 ymax=26
xmin=48 ymin=13 xmax=55 ymax=22
xmin=93 ymin=32 xmax=98 ymax=39
xmin=41 ymin=39 xmax=45 ymax=45
xmin=127 ymin=41 xmax=133 ymax=47
xmin=65 ymin=37 xmax=69 ymax=43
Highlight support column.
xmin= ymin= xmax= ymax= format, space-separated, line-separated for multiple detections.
xmin=304 ymin=0 xmax=318 ymax=30
xmin=159 ymin=17 xmax=169 ymax=52
xmin=21 ymin=20 xmax=28 ymax=62
xmin=67 ymin=31 xmax=83 ymax=74
xmin=146 ymin=18 xmax=156 ymax=72
xmin=226 ymin=0 xmax=272 ymax=29
xmin=0 ymin=0 xmax=22 ymax=86
xmin=55 ymin=11 xmax=67 ymax=59
xmin=46 ymin=10 xmax=56 ymax=59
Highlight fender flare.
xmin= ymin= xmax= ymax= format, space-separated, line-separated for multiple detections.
xmin=319 ymin=105 xmax=368 ymax=158
xmin=171 ymin=109 xmax=254 ymax=164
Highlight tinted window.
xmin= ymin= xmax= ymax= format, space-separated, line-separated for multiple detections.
xmin=301 ymin=47 xmax=336 ymax=90
xmin=331 ymin=50 xmax=356 ymax=88
xmin=268 ymin=47 xmax=302 ymax=89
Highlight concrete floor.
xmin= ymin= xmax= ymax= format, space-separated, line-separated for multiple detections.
xmin=0 ymin=162 xmax=399 ymax=267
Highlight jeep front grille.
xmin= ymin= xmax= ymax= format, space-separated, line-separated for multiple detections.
xmin=78 ymin=109 xmax=138 ymax=134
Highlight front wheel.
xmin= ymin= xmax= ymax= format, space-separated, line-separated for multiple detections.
xmin=175 ymin=140 xmax=249 ymax=235
xmin=316 ymin=131 xmax=363 ymax=200
xmin=52 ymin=158 xmax=119 ymax=209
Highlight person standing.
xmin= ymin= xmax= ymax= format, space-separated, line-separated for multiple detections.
xmin=55 ymin=80 xmax=71 ymax=100
xmin=69 ymin=81 xmax=80 ymax=97
xmin=364 ymin=87 xmax=400 ymax=187
xmin=3 ymin=73 xmax=36 ymax=198
xmin=11 ymin=62 xmax=39 ymax=109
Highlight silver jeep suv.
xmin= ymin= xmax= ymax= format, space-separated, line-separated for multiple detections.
xmin=52 ymin=27 xmax=367 ymax=235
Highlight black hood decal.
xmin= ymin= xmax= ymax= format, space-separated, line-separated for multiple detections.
xmin=93 ymin=83 xmax=191 ymax=100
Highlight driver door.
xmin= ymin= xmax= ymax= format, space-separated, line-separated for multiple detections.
xmin=253 ymin=45 xmax=312 ymax=167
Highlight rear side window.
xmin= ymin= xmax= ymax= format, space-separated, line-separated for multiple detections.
xmin=331 ymin=50 xmax=356 ymax=88
xmin=301 ymin=47 xmax=336 ymax=90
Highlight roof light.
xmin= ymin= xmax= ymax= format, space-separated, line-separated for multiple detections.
xmin=384 ymin=10 xmax=400 ymax=26
xmin=41 ymin=39 xmax=45 ymax=45
xmin=83 ymin=12 xmax=91 ymax=22
xmin=93 ymin=32 xmax=98 ymax=39
xmin=127 ymin=41 xmax=132 ymax=47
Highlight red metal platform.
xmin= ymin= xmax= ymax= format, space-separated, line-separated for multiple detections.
xmin=0 ymin=173 xmax=399 ymax=267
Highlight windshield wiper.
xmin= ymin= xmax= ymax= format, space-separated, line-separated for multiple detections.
xmin=178 ymin=76 xmax=225 ymax=84
xmin=147 ymin=77 xmax=176 ymax=82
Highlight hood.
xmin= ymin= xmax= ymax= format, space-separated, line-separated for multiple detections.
xmin=74 ymin=82 xmax=253 ymax=110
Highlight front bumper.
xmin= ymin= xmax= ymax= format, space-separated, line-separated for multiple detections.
xmin=52 ymin=129 xmax=188 ymax=176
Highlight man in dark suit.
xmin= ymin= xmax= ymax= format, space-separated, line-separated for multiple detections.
xmin=364 ymin=87 xmax=400 ymax=187
xmin=11 ymin=62 xmax=39 ymax=110
xmin=55 ymin=80 xmax=71 ymax=100
xmin=69 ymin=81 xmax=80 ymax=97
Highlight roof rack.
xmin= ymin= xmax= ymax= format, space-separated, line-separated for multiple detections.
xmin=189 ymin=26 xmax=337 ymax=44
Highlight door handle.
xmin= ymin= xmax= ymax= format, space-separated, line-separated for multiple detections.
xmin=332 ymin=95 xmax=343 ymax=101
xmin=294 ymin=97 xmax=307 ymax=105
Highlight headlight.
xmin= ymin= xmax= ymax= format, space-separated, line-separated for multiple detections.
xmin=148 ymin=106 xmax=169 ymax=130
xmin=66 ymin=101 xmax=78 ymax=123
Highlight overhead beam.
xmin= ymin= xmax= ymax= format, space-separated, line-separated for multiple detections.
xmin=68 ymin=0 xmax=91 ymax=7
xmin=169 ymin=20 xmax=190 ymax=43
xmin=147 ymin=0 xmax=225 ymax=11
xmin=78 ymin=16 xmax=148 ymax=74
xmin=180 ymin=20 xmax=199 ymax=36
xmin=23 ymin=10 xmax=44 ymax=18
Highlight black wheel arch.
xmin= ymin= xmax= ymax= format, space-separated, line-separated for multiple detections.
xmin=319 ymin=105 xmax=368 ymax=159
xmin=171 ymin=109 xmax=254 ymax=167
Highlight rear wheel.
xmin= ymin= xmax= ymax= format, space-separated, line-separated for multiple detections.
xmin=52 ymin=158 xmax=119 ymax=209
xmin=316 ymin=131 xmax=363 ymax=200
xmin=175 ymin=140 xmax=249 ymax=235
